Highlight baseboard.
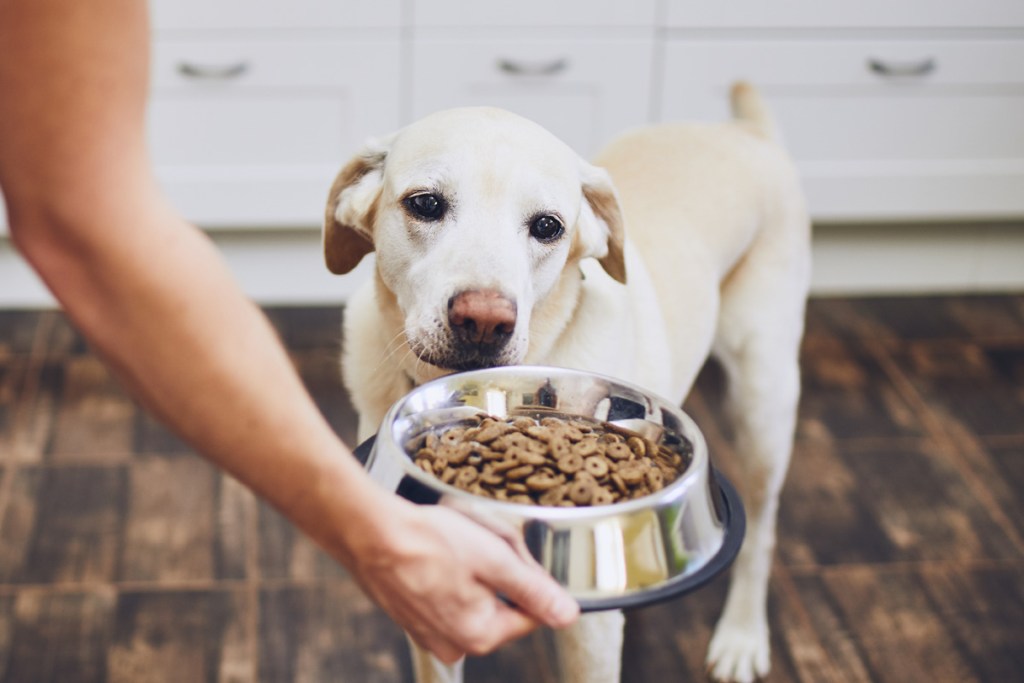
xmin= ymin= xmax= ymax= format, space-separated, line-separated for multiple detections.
xmin=2 ymin=222 xmax=1022 ymax=309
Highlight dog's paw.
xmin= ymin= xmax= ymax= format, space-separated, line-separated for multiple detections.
xmin=705 ymin=621 xmax=770 ymax=683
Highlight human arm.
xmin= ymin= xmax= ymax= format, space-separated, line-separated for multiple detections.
xmin=0 ymin=0 xmax=577 ymax=662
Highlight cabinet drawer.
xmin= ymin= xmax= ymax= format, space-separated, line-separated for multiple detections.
xmin=411 ymin=37 xmax=655 ymax=157
xmin=664 ymin=0 xmax=1024 ymax=29
xmin=414 ymin=0 xmax=657 ymax=27
xmin=151 ymin=0 xmax=401 ymax=30
xmin=660 ymin=40 xmax=1024 ymax=220
xmin=148 ymin=40 xmax=401 ymax=227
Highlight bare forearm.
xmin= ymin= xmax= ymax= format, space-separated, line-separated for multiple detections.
xmin=14 ymin=194 xmax=381 ymax=556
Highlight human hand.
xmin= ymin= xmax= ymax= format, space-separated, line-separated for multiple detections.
xmin=344 ymin=492 xmax=580 ymax=663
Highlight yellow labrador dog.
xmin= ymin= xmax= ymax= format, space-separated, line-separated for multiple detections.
xmin=323 ymin=82 xmax=810 ymax=683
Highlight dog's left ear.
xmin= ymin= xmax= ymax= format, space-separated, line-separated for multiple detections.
xmin=323 ymin=135 xmax=394 ymax=275
xmin=577 ymin=161 xmax=627 ymax=284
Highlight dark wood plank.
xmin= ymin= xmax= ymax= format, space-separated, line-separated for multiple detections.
xmin=257 ymin=502 xmax=347 ymax=582
xmin=119 ymin=457 xmax=219 ymax=582
xmin=109 ymin=589 xmax=250 ymax=683
xmin=798 ymin=336 xmax=926 ymax=440
xmin=777 ymin=438 xmax=900 ymax=567
xmin=918 ymin=565 xmax=1024 ymax=683
xmin=12 ymin=466 xmax=126 ymax=584
xmin=891 ymin=341 xmax=1024 ymax=438
xmin=0 ymin=311 xmax=42 ymax=358
xmin=780 ymin=436 xmax=1019 ymax=566
xmin=263 ymin=306 xmax=343 ymax=352
xmin=47 ymin=357 xmax=135 ymax=464
xmin=981 ymin=440 xmax=1024 ymax=542
xmin=214 ymin=474 xmax=256 ymax=582
xmin=292 ymin=349 xmax=359 ymax=449
xmin=258 ymin=583 xmax=408 ymax=683
xmin=791 ymin=566 xmax=1022 ymax=683
xmin=0 ymin=358 xmax=30 ymax=460
xmin=0 ymin=467 xmax=43 ymax=582
xmin=3 ymin=588 xmax=115 ymax=683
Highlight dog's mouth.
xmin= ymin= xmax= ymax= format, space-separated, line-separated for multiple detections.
xmin=411 ymin=341 xmax=518 ymax=372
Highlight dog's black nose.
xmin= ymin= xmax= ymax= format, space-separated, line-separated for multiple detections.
xmin=448 ymin=290 xmax=517 ymax=348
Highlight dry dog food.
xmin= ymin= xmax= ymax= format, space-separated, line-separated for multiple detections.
xmin=408 ymin=414 xmax=689 ymax=507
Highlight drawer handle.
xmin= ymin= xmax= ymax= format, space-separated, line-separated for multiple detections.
xmin=497 ymin=57 xmax=568 ymax=77
xmin=177 ymin=61 xmax=249 ymax=80
xmin=868 ymin=57 xmax=936 ymax=78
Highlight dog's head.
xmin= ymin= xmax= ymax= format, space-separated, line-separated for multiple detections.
xmin=324 ymin=107 xmax=625 ymax=373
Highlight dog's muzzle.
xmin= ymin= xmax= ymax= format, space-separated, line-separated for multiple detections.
xmin=443 ymin=289 xmax=517 ymax=369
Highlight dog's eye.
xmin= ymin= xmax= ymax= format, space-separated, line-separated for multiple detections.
xmin=403 ymin=193 xmax=447 ymax=221
xmin=529 ymin=215 xmax=564 ymax=242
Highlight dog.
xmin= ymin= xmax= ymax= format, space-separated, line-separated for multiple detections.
xmin=322 ymin=81 xmax=811 ymax=683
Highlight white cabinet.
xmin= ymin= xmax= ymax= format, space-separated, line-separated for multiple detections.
xmin=415 ymin=0 xmax=656 ymax=27
xmin=151 ymin=0 xmax=400 ymax=30
xmin=659 ymin=3 xmax=1024 ymax=221
xmin=145 ymin=0 xmax=402 ymax=228
xmin=664 ymin=0 xmax=1024 ymax=29
xmin=411 ymin=35 xmax=655 ymax=158
xmin=659 ymin=39 xmax=1024 ymax=220
xmin=148 ymin=39 xmax=400 ymax=227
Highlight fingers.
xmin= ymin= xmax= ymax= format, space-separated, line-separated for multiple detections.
xmin=407 ymin=599 xmax=539 ymax=663
xmin=476 ymin=537 xmax=580 ymax=630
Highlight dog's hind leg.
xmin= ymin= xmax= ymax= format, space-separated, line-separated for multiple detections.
xmin=704 ymin=235 xmax=809 ymax=683
xmin=408 ymin=639 xmax=464 ymax=683
xmin=554 ymin=610 xmax=625 ymax=683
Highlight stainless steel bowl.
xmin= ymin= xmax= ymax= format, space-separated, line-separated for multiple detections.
xmin=361 ymin=366 xmax=744 ymax=611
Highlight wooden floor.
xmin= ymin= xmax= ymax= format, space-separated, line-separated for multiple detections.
xmin=0 ymin=295 xmax=1022 ymax=682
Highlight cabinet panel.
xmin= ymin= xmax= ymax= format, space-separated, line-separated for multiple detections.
xmin=411 ymin=38 xmax=654 ymax=158
xmin=415 ymin=0 xmax=657 ymax=27
xmin=664 ymin=0 xmax=1024 ymax=29
xmin=660 ymin=39 xmax=1024 ymax=220
xmin=149 ymin=40 xmax=401 ymax=227
xmin=151 ymin=0 xmax=401 ymax=30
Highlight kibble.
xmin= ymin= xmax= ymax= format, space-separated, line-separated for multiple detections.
xmin=409 ymin=414 xmax=690 ymax=507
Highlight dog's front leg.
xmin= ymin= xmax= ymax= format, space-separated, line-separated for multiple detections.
xmin=555 ymin=610 xmax=625 ymax=683
xmin=408 ymin=638 xmax=464 ymax=683
xmin=705 ymin=341 xmax=801 ymax=683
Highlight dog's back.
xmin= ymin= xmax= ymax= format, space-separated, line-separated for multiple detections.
xmin=593 ymin=82 xmax=810 ymax=397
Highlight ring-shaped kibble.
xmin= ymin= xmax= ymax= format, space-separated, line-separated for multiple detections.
xmin=617 ymin=460 xmax=646 ymax=485
xmin=526 ymin=472 xmax=560 ymax=491
xmin=606 ymin=442 xmax=632 ymax=460
xmin=557 ymin=452 xmax=584 ymax=474
xmin=506 ymin=464 xmax=535 ymax=480
xmin=583 ymin=456 xmax=609 ymax=478
xmin=568 ymin=480 xmax=594 ymax=505
xmin=573 ymin=438 xmax=598 ymax=456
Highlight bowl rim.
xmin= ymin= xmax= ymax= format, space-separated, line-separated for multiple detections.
xmin=373 ymin=365 xmax=713 ymax=520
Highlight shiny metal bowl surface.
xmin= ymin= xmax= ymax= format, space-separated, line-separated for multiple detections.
xmin=362 ymin=366 xmax=744 ymax=611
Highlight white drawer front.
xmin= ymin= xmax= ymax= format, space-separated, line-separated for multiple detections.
xmin=148 ymin=41 xmax=401 ymax=227
xmin=151 ymin=0 xmax=401 ymax=30
xmin=414 ymin=0 xmax=657 ymax=27
xmin=411 ymin=38 xmax=655 ymax=158
xmin=660 ymin=40 xmax=1024 ymax=220
xmin=664 ymin=0 xmax=1024 ymax=28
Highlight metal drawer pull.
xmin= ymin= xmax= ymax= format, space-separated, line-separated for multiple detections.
xmin=497 ymin=57 xmax=569 ymax=76
xmin=867 ymin=57 xmax=936 ymax=78
xmin=177 ymin=61 xmax=249 ymax=80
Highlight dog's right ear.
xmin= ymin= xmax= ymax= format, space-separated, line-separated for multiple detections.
xmin=323 ymin=135 xmax=393 ymax=274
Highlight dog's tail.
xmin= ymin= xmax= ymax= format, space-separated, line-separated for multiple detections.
xmin=729 ymin=81 xmax=779 ymax=141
